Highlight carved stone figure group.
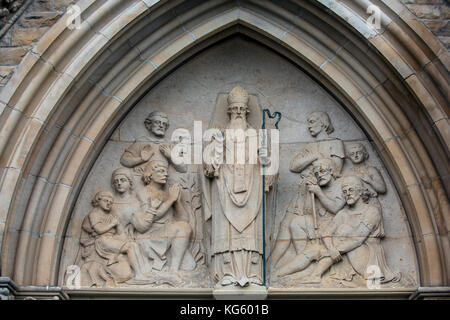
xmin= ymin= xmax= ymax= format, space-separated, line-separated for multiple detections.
xmin=76 ymin=112 xmax=197 ymax=287
xmin=271 ymin=111 xmax=401 ymax=285
xmin=73 ymin=85 xmax=400 ymax=289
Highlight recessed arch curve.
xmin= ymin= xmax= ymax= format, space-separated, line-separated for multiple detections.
xmin=0 ymin=0 xmax=447 ymax=289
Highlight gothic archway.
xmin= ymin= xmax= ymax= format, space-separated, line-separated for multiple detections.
xmin=0 ymin=0 xmax=447 ymax=296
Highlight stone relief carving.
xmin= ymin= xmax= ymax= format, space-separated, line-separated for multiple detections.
xmin=270 ymin=112 xmax=401 ymax=287
xmin=67 ymin=95 xmax=410 ymax=290
xmin=272 ymin=157 xmax=345 ymax=275
xmin=120 ymin=111 xmax=187 ymax=175
xmin=290 ymin=111 xmax=345 ymax=175
xmin=201 ymin=86 xmax=275 ymax=288
xmin=133 ymin=160 xmax=194 ymax=274
xmin=70 ymin=111 xmax=210 ymax=288
xmin=77 ymin=191 xmax=150 ymax=287
xmin=275 ymin=175 xmax=400 ymax=284
xmin=345 ymin=142 xmax=387 ymax=199
xmin=271 ymin=112 xmax=345 ymax=270
xmin=0 ymin=288 xmax=10 ymax=300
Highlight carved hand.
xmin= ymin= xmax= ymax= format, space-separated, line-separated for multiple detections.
xmin=168 ymin=185 xmax=181 ymax=202
xmin=329 ymin=248 xmax=342 ymax=263
xmin=306 ymin=181 xmax=321 ymax=195
xmin=144 ymin=209 xmax=156 ymax=224
xmin=159 ymin=143 xmax=172 ymax=159
xmin=141 ymin=145 xmax=154 ymax=161
xmin=258 ymin=147 xmax=270 ymax=165
xmin=109 ymin=215 xmax=119 ymax=227
xmin=134 ymin=166 xmax=145 ymax=175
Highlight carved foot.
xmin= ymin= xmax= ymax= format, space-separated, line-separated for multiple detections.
xmin=248 ymin=276 xmax=263 ymax=286
xmin=220 ymin=275 xmax=236 ymax=286
xmin=236 ymin=277 xmax=250 ymax=287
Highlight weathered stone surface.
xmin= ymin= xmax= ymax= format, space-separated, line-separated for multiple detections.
xmin=11 ymin=27 xmax=47 ymax=46
xmin=29 ymin=0 xmax=52 ymax=12
xmin=54 ymin=0 xmax=76 ymax=12
xmin=406 ymin=4 xmax=442 ymax=19
xmin=0 ymin=47 xmax=28 ymax=65
xmin=438 ymin=35 xmax=450 ymax=48
xmin=59 ymin=38 xmax=418 ymax=290
xmin=18 ymin=12 xmax=62 ymax=28
xmin=403 ymin=0 xmax=444 ymax=4
xmin=0 ymin=66 xmax=15 ymax=86
xmin=0 ymin=29 xmax=11 ymax=46
xmin=442 ymin=3 xmax=450 ymax=19
xmin=422 ymin=19 xmax=448 ymax=33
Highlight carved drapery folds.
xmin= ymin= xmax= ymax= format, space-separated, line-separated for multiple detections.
xmin=65 ymin=94 xmax=412 ymax=290
xmin=61 ymin=40 xmax=418 ymax=290
xmin=271 ymin=112 xmax=402 ymax=288
xmin=69 ymin=111 xmax=210 ymax=288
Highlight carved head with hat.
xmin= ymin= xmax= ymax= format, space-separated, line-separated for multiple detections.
xmin=227 ymin=85 xmax=250 ymax=123
xmin=111 ymin=167 xmax=134 ymax=194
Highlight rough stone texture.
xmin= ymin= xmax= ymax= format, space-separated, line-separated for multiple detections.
xmin=28 ymin=0 xmax=52 ymax=12
xmin=53 ymin=0 xmax=75 ymax=12
xmin=11 ymin=27 xmax=46 ymax=46
xmin=17 ymin=12 xmax=62 ymax=28
xmin=59 ymin=38 xmax=419 ymax=289
xmin=402 ymin=0 xmax=450 ymax=48
xmin=407 ymin=4 xmax=442 ymax=19
xmin=0 ymin=65 xmax=15 ymax=85
xmin=0 ymin=0 xmax=67 ymax=87
xmin=0 ymin=1 xmax=26 ymax=29
xmin=0 ymin=46 xmax=27 ymax=64
xmin=0 ymin=0 xmax=448 ymax=88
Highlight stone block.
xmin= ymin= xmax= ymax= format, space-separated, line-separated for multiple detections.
xmin=403 ymin=0 xmax=444 ymax=4
xmin=54 ymin=0 xmax=77 ymax=12
xmin=0 ymin=66 xmax=15 ymax=86
xmin=18 ymin=12 xmax=62 ymax=28
xmin=421 ymin=19 xmax=448 ymax=34
xmin=437 ymin=35 xmax=450 ymax=48
xmin=29 ymin=0 xmax=53 ymax=12
xmin=0 ymin=47 xmax=28 ymax=65
xmin=11 ymin=27 xmax=47 ymax=46
xmin=0 ymin=30 xmax=12 ymax=46
xmin=406 ymin=4 xmax=442 ymax=19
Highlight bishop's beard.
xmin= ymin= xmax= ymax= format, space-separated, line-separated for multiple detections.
xmin=228 ymin=117 xmax=247 ymax=130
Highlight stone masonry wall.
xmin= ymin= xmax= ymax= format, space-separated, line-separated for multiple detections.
xmin=402 ymin=0 xmax=450 ymax=48
xmin=0 ymin=0 xmax=75 ymax=86
xmin=0 ymin=0 xmax=448 ymax=87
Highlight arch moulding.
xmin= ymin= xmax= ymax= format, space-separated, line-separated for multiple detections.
xmin=0 ymin=0 xmax=448 ymax=298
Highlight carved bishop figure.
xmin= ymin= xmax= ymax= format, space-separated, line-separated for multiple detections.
xmin=203 ymin=86 xmax=272 ymax=287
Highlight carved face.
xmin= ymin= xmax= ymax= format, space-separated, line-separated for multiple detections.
xmin=228 ymin=103 xmax=249 ymax=122
xmin=348 ymin=144 xmax=366 ymax=164
xmin=313 ymin=162 xmax=333 ymax=186
xmin=342 ymin=182 xmax=361 ymax=206
xmin=144 ymin=162 xmax=169 ymax=185
xmin=98 ymin=195 xmax=113 ymax=212
xmin=112 ymin=174 xmax=131 ymax=194
xmin=307 ymin=114 xmax=324 ymax=137
xmin=148 ymin=115 xmax=169 ymax=137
